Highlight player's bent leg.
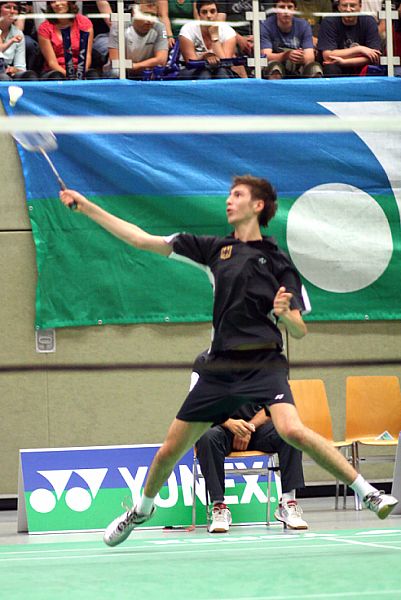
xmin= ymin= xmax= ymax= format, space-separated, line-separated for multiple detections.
xmin=269 ymin=403 xmax=398 ymax=519
xmin=104 ymin=419 xmax=211 ymax=547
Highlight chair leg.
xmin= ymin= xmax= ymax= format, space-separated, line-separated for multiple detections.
xmin=352 ymin=442 xmax=362 ymax=510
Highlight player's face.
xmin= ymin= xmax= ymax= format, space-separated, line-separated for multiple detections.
xmin=226 ymin=184 xmax=262 ymax=226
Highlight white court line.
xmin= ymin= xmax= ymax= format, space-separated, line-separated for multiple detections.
xmin=204 ymin=593 xmax=401 ymax=600
xmin=1 ymin=115 xmax=401 ymax=135
xmin=318 ymin=534 xmax=401 ymax=551
xmin=0 ymin=539 xmax=400 ymax=562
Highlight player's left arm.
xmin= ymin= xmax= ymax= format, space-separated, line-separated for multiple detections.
xmin=273 ymin=286 xmax=307 ymax=339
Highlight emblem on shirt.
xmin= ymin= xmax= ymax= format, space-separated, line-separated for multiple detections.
xmin=258 ymin=257 xmax=267 ymax=264
xmin=220 ymin=245 xmax=233 ymax=260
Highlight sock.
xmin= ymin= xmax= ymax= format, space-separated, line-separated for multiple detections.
xmin=138 ymin=494 xmax=155 ymax=515
xmin=349 ymin=474 xmax=376 ymax=499
xmin=281 ymin=490 xmax=296 ymax=504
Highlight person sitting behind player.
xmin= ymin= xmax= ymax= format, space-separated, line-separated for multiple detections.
xmin=178 ymin=0 xmax=238 ymax=79
xmin=261 ymin=0 xmax=323 ymax=79
xmin=193 ymin=350 xmax=308 ymax=533
xmin=104 ymin=0 xmax=168 ymax=79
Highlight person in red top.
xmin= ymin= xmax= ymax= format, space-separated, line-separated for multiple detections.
xmin=38 ymin=0 xmax=98 ymax=78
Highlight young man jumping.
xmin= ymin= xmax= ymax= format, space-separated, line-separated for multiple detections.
xmin=59 ymin=175 xmax=398 ymax=546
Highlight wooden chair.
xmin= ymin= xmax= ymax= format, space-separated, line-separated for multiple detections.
xmin=289 ymin=379 xmax=353 ymax=508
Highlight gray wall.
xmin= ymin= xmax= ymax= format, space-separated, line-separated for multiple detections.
xmin=1 ymin=101 xmax=400 ymax=496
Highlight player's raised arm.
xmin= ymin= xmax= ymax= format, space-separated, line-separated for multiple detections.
xmin=59 ymin=189 xmax=172 ymax=256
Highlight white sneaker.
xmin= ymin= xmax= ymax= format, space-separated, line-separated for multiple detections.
xmin=363 ymin=491 xmax=398 ymax=519
xmin=208 ymin=503 xmax=232 ymax=533
xmin=103 ymin=505 xmax=156 ymax=547
xmin=274 ymin=500 xmax=308 ymax=530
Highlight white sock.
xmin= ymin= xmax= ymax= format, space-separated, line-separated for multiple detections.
xmin=281 ymin=490 xmax=296 ymax=504
xmin=349 ymin=474 xmax=376 ymax=499
xmin=138 ymin=494 xmax=155 ymax=515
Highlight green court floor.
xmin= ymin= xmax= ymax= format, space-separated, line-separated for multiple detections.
xmin=1 ymin=527 xmax=401 ymax=600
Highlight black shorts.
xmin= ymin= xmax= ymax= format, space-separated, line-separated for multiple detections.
xmin=176 ymin=349 xmax=294 ymax=424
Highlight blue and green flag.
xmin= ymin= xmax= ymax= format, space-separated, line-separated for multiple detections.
xmin=1 ymin=78 xmax=400 ymax=328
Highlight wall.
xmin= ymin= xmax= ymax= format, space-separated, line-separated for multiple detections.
xmin=1 ymin=101 xmax=400 ymax=496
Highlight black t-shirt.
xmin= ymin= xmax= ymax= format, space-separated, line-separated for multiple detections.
xmin=218 ymin=0 xmax=272 ymax=36
xmin=170 ymin=233 xmax=306 ymax=353
xmin=317 ymin=14 xmax=381 ymax=51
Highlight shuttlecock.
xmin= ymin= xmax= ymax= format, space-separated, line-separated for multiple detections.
xmin=8 ymin=85 xmax=23 ymax=107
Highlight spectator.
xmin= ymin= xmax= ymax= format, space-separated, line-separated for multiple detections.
xmin=38 ymin=0 xmax=99 ymax=79
xmin=81 ymin=1 xmax=132 ymax=70
xmin=193 ymin=351 xmax=308 ymax=533
xmin=179 ymin=0 xmax=238 ymax=78
xmin=317 ymin=0 xmax=382 ymax=75
xmin=261 ymin=0 xmax=323 ymax=78
xmin=104 ymin=0 xmax=168 ymax=79
xmin=158 ymin=0 xmax=196 ymax=48
xmin=0 ymin=0 xmax=38 ymax=79
xmin=14 ymin=2 xmax=43 ymax=74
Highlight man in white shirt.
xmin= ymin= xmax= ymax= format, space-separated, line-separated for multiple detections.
xmin=179 ymin=0 xmax=238 ymax=78
xmin=105 ymin=0 xmax=168 ymax=78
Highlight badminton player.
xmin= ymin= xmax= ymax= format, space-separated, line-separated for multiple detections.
xmin=59 ymin=175 xmax=398 ymax=546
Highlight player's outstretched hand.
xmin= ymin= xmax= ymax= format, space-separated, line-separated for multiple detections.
xmin=273 ymin=286 xmax=292 ymax=317
xmin=59 ymin=189 xmax=87 ymax=211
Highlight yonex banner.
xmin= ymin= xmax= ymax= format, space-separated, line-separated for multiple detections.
xmin=1 ymin=79 xmax=400 ymax=327
xmin=18 ymin=444 xmax=280 ymax=533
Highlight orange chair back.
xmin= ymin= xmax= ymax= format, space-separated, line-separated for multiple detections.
xmin=289 ymin=379 xmax=335 ymax=441
xmin=346 ymin=376 xmax=401 ymax=440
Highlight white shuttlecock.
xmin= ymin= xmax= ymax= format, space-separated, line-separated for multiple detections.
xmin=8 ymin=85 xmax=23 ymax=108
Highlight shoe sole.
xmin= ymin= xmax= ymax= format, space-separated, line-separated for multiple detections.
xmin=208 ymin=527 xmax=229 ymax=533
xmin=377 ymin=500 xmax=398 ymax=520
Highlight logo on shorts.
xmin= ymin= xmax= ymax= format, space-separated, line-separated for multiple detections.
xmin=258 ymin=257 xmax=267 ymax=264
xmin=220 ymin=245 xmax=233 ymax=260
xmin=275 ymin=394 xmax=284 ymax=400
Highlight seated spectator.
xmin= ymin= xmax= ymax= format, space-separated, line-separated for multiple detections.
xmin=0 ymin=0 xmax=38 ymax=79
xmin=104 ymin=0 xmax=168 ymax=79
xmin=317 ymin=0 xmax=382 ymax=75
xmin=81 ymin=1 xmax=132 ymax=70
xmin=158 ymin=0 xmax=196 ymax=49
xmin=38 ymin=0 xmax=99 ymax=79
xmin=261 ymin=0 xmax=323 ymax=78
xmin=14 ymin=2 xmax=43 ymax=74
xmin=179 ymin=0 xmax=238 ymax=79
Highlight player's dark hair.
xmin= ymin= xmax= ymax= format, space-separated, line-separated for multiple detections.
xmin=232 ymin=175 xmax=277 ymax=228
xmin=196 ymin=0 xmax=218 ymax=13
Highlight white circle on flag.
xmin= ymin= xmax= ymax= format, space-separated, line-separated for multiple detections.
xmin=29 ymin=488 xmax=56 ymax=513
xmin=65 ymin=487 xmax=92 ymax=512
xmin=286 ymin=183 xmax=393 ymax=293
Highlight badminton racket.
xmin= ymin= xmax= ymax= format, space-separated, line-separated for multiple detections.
xmin=12 ymin=130 xmax=76 ymax=209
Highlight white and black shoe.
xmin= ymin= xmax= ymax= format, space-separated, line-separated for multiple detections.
xmin=103 ymin=504 xmax=156 ymax=547
xmin=274 ymin=500 xmax=308 ymax=530
xmin=363 ymin=491 xmax=398 ymax=519
xmin=208 ymin=503 xmax=232 ymax=533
